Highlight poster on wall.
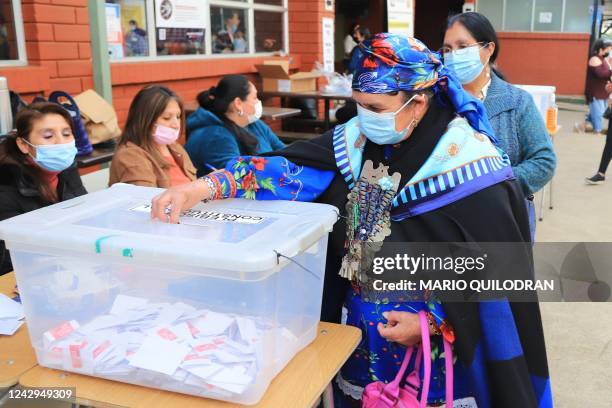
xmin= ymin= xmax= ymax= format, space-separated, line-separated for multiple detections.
xmin=322 ymin=17 xmax=335 ymax=73
xmin=154 ymin=0 xmax=207 ymax=29
xmin=387 ymin=0 xmax=414 ymax=37
xmin=105 ymin=3 xmax=124 ymax=59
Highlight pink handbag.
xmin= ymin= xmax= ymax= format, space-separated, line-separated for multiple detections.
xmin=362 ymin=311 xmax=453 ymax=408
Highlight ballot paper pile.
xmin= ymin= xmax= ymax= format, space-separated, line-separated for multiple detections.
xmin=0 ymin=293 xmax=24 ymax=335
xmin=37 ymin=295 xmax=298 ymax=400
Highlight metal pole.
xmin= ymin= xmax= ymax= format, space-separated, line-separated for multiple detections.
xmin=87 ymin=0 xmax=113 ymax=103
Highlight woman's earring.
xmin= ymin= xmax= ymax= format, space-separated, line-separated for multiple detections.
xmin=238 ymin=110 xmax=244 ymax=117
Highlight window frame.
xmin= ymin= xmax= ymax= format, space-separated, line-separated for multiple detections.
xmin=478 ymin=0 xmax=594 ymax=34
xmin=110 ymin=0 xmax=288 ymax=64
xmin=0 ymin=0 xmax=27 ymax=67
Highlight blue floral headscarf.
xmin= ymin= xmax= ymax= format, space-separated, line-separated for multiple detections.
xmin=352 ymin=33 xmax=497 ymax=144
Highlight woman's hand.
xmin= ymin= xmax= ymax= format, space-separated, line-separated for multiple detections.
xmin=377 ymin=311 xmax=429 ymax=347
xmin=150 ymin=179 xmax=211 ymax=223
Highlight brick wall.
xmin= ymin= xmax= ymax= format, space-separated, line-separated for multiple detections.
xmin=1 ymin=0 xmax=93 ymax=100
xmin=496 ymin=32 xmax=590 ymax=95
xmin=0 ymin=0 xmax=334 ymax=120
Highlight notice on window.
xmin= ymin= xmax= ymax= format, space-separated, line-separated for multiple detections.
xmin=322 ymin=17 xmax=334 ymax=73
xmin=387 ymin=0 xmax=414 ymax=37
xmin=154 ymin=0 xmax=207 ymax=29
xmin=538 ymin=12 xmax=553 ymax=24
xmin=106 ymin=3 xmax=124 ymax=59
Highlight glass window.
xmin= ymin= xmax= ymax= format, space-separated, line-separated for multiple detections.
xmin=255 ymin=0 xmax=283 ymax=5
xmin=106 ymin=0 xmax=150 ymax=59
xmin=0 ymin=0 xmax=25 ymax=64
xmin=254 ymin=11 xmax=284 ymax=53
xmin=211 ymin=7 xmax=249 ymax=54
xmin=564 ymin=0 xmax=593 ymax=33
xmin=504 ymin=0 xmax=533 ymax=31
xmin=476 ymin=0 xmax=504 ymax=31
xmin=533 ymin=0 xmax=563 ymax=32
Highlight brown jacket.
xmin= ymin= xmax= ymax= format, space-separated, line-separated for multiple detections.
xmin=109 ymin=141 xmax=197 ymax=188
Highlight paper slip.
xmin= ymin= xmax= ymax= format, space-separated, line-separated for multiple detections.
xmin=0 ymin=318 xmax=23 ymax=335
xmin=208 ymin=367 xmax=253 ymax=394
xmin=43 ymin=320 xmax=79 ymax=349
xmin=110 ymin=295 xmax=149 ymax=315
xmin=213 ymin=349 xmax=256 ymax=364
xmin=186 ymin=363 xmax=224 ymax=380
xmin=193 ymin=311 xmax=234 ymax=337
xmin=128 ymin=336 xmax=190 ymax=376
xmin=236 ymin=317 xmax=259 ymax=343
xmin=0 ymin=293 xmax=24 ymax=320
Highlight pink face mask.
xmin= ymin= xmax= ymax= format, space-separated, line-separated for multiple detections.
xmin=153 ymin=124 xmax=180 ymax=145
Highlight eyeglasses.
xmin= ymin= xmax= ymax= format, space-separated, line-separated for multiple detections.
xmin=439 ymin=42 xmax=488 ymax=57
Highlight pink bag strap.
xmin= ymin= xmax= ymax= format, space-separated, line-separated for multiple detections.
xmin=443 ymin=335 xmax=453 ymax=408
xmin=417 ymin=311 xmax=431 ymax=408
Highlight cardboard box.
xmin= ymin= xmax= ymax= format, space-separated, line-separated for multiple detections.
xmin=255 ymin=61 xmax=320 ymax=93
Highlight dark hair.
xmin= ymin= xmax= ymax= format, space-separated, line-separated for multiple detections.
xmin=447 ymin=12 xmax=505 ymax=79
xmin=197 ymin=75 xmax=259 ymax=154
xmin=119 ymin=85 xmax=184 ymax=170
xmin=0 ymin=102 xmax=75 ymax=203
xmin=129 ymin=20 xmax=137 ymax=26
xmin=356 ymin=27 xmax=371 ymax=41
xmin=225 ymin=9 xmax=240 ymax=22
xmin=591 ymin=38 xmax=611 ymax=56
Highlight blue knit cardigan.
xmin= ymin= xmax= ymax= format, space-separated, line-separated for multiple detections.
xmin=484 ymin=73 xmax=557 ymax=196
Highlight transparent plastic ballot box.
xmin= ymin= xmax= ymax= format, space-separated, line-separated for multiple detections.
xmin=0 ymin=183 xmax=338 ymax=405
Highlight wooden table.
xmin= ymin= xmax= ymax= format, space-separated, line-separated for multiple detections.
xmin=260 ymin=90 xmax=353 ymax=131
xmin=20 ymin=322 xmax=360 ymax=408
xmin=184 ymin=102 xmax=302 ymax=121
xmin=0 ymin=272 xmax=37 ymax=388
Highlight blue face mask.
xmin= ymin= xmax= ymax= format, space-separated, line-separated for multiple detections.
xmin=23 ymin=139 xmax=77 ymax=172
xmin=444 ymin=45 xmax=485 ymax=85
xmin=357 ymin=95 xmax=417 ymax=145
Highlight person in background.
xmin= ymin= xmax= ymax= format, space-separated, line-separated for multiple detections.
xmin=109 ymin=85 xmax=196 ymax=187
xmin=336 ymin=26 xmax=373 ymax=124
xmin=586 ymin=81 xmax=612 ymax=184
xmin=343 ymin=23 xmax=359 ymax=66
xmin=185 ymin=75 xmax=284 ymax=176
xmin=214 ymin=10 xmax=244 ymax=54
xmin=443 ymin=12 xmax=556 ymax=241
xmin=125 ymin=19 xmax=148 ymax=57
xmin=576 ymin=39 xmax=612 ymax=136
xmin=346 ymin=26 xmax=371 ymax=75
xmin=0 ymin=102 xmax=86 ymax=275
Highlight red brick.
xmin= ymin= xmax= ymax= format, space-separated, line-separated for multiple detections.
xmin=75 ymin=7 xmax=88 ymax=25
xmin=36 ymin=60 xmax=58 ymax=78
xmin=81 ymin=76 xmax=94 ymax=91
xmin=49 ymin=77 xmax=82 ymax=93
xmin=22 ymin=4 xmax=76 ymax=24
xmin=57 ymin=60 xmax=92 ymax=77
xmin=27 ymin=42 xmax=79 ymax=60
xmin=53 ymin=24 xmax=90 ymax=42
xmin=51 ymin=0 xmax=87 ymax=6
xmin=78 ymin=43 xmax=91 ymax=59
xmin=23 ymin=23 xmax=54 ymax=41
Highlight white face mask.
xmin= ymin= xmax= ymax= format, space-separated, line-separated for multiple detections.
xmin=248 ymin=100 xmax=263 ymax=124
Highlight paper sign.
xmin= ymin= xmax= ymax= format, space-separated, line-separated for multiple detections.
xmin=539 ymin=12 xmax=553 ymax=24
xmin=154 ymin=0 xmax=207 ymax=29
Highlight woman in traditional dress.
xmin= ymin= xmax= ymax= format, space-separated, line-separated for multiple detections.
xmin=151 ymin=34 xmax=552 ymax=408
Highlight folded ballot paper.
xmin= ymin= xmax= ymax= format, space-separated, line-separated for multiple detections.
xmin=0 ymin=293 xmax=25 ymax=336
xmin=38 ymin=295 xmax=298 ymax=398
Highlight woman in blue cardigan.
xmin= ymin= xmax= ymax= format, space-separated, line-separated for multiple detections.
xmin=185 ymin=75 xmax=285 ymax=176
xmin=443 ymin=12 xmax=556 ymax=240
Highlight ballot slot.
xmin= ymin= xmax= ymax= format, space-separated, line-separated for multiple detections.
xmin=0 ymin=184 xmax=336 ymax=405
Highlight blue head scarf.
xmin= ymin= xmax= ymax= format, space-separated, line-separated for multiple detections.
xmin=352 ymin=33 xmax=497 ymax=144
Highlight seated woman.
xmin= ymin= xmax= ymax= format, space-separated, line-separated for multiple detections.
xmin=185 ymin=75 xmax=285 ymax=176
xmin=109 ymin=85 xmax=196 ymax=187
xmin=0 ymin=102 xmax=86 ymax=275
xmin=153 ymin=34 xmax=552 ymax=407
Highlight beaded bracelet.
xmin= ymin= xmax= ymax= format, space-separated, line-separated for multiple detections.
xmin=199 ymin=176 xmax=217 ymax=203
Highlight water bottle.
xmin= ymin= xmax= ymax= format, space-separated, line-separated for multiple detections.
xmin=545 ymin=93 xmax=558 ymax=134
xmin=0 ymin=77 xmax=13 ymax=135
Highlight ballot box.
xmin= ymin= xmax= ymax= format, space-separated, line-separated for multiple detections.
xmin=0 ymin=184 xmax=337 ymax=405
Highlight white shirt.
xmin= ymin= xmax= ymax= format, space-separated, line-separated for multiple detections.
xmin=344 ymin=34 xmax=357 ymax=56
